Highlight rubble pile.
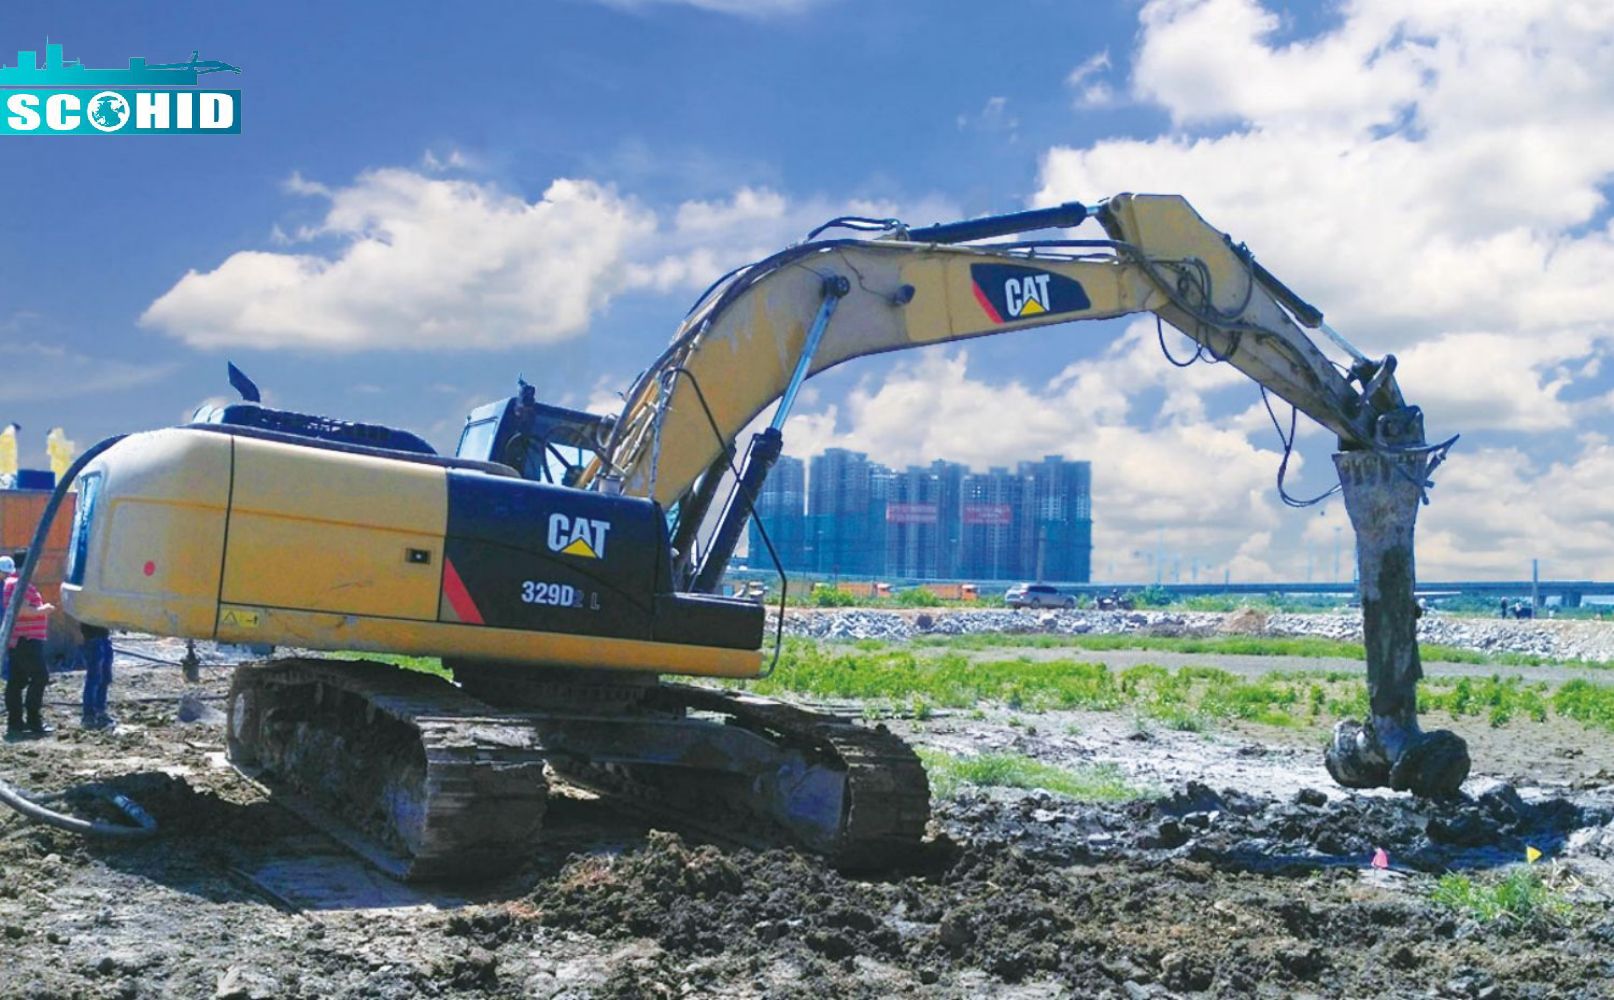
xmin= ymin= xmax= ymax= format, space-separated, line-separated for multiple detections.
xmin=935 ymin=778 xmax=1614 ymax=874
xmin=773 ymin=608 xmax=1614 ymax=662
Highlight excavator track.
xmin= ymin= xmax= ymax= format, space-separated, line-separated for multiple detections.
xmin=555 ymin=683 xmax=930 ymax=869
xmin=226 ymin=659 xmax=551 ymax=881
xmin=226 ymin=658 xmax=930 ymax=881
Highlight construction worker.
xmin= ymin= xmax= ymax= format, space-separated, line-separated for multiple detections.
xmin=2 ymin=554 xmax=55 ymax=739
xmin=79 ymin=621 xmax=114 ymax=730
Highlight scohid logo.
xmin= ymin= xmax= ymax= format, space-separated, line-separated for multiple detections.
xmin=0 ymin=42 xmax=240 ymax=136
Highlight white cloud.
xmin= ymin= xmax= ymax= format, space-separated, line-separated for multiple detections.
xmin=974 ymin=0 xmax=1614 ymax=577
xmin=1034 ymin=0 xmax=1614 ymax=436
xmin=143 ymin=169 xmax=957 ymax=352
xmin=1067 ymin=51 xmax=1117 ymax=109
xmin=1416 ymin=435 xmax=1614 ymax=579
xmin=623 ymin=187 xmax=958 ymax=294
xmin=143 ymin=171 xmax=655 ymax=351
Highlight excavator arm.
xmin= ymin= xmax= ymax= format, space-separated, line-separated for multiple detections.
xmin=595 ymin=192 xmax=1469 ymax=798
xmin=601 ymin=194 xmax=1390 ymax=502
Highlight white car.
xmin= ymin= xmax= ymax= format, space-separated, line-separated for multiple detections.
xmin=1004 ymin=583 xmax=1075 ymax=609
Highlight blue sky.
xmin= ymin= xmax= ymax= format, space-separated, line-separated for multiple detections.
xmin=2 ymin=0 xmax=1611 ymax=581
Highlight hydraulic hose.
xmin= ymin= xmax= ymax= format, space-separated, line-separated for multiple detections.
xmin=0 ymin=434 xmax=159 ymax=838
xmin=0 ymin=776 xmax=156 ymax=838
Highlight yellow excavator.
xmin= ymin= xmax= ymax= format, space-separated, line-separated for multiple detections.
xmin=4 ymin=194 xmax=1469 ymax=879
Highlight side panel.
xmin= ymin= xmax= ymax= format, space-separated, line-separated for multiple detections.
xmin=61 ymin=428 xmax=231 ymax=638
xmin=220 ymin=437 xmax=447 ymax=622
xmin=440 ymin=472 xmax=665 ymax=641
xmin=213 ymin=602 xmax=762 ymax=678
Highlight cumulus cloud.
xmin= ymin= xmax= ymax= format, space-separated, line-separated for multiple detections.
xmin=143 ymin=171 xmax=656 ymax=351
xmin=1036 ymin=0 xmax=1614 ymax=435
xmin=1031 ymin=0 xmax=1614 ymax=577
xmin=1417 ymin=435 xmax=1614 ymax=578
xmin=1027 ymin=0 xmax=1614 ymax=579
xmin=143 ymin=169 xmax=957 ymax=352
xmin=783 ymin=1 xmax=1614 ymax=580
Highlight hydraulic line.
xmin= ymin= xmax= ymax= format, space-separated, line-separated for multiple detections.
xmin=0 ymin=434 xmax=159 ymax=839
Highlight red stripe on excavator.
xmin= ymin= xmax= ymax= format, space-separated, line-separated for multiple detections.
xmin=971 ymin=280 xmax=1004 ymax=324
xmin=441 ymin=558 xmax=485 ymax=625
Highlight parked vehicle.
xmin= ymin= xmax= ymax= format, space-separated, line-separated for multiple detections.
xmin=1004 ymin=583 xmax=1075 ymax=609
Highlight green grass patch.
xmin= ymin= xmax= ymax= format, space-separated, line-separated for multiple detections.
xmin=1419 ymin=675 xmax=1551 ymax=725
xmin=752 ymin=639 xmax=1614 ymax=736
xmin=917 ymin=749 xmax=1143 ymax=802
xmin=747 ymin=640 xmax=1124 ymax=711
xmin=327 ymin=651 xmax=453 ymax=681
xmin=910 ymin=632 xmax=1373 ymax=659
xmin=1429 ymin=868 xmax=1571 ymax=928
xmin=904 ymin=632 xmax=1612 ymax=670
xmin=1552 ymin=679 xmax=1614 ymax=728
xmin=752 ymin=640 xmax=1343 ymax=729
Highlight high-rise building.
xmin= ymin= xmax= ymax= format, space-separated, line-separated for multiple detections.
xmin=960 ymin=465 xmax=1025 ymax=580
xmin=885 ymin=465 xmax=938 ymax=579
xmin=747 ymin=454 xmax=806 ymax=571
xmin=1016 ymin=455 xmax=1093 ymax=583
xmin=808 ymin=448 xmax=878 ymax=577
xmin=930 ymin=460 xmax=967 ymax=579
xmin=755 ymin=448 xmax=1091 ymax=583
xmin=883 ymin=460 xmax=968 ymax=579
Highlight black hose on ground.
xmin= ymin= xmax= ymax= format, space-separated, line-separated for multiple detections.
xmin=0 ymin=435 xmax=159 ymax=839
xmin=0 ymin=776 xmax=157 ymax=837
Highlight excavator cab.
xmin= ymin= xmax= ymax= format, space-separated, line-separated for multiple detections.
xmin=455 ymin=381 xmax=614 ymax=488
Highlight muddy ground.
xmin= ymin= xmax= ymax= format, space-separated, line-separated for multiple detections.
xmin=5 ymin=627 xmax=1614 ymax=998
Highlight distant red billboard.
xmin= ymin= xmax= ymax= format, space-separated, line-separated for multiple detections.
xmin=886 ymin=502 xmax=939 ymax=524
xmin=963 ymin=503 xmax=1013 ymax=526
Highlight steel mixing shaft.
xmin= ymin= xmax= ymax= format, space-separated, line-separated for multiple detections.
xmin=1324 ymin=447 xmax=1470 ymax=798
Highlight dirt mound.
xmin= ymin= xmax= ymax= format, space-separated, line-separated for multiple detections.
xmin=934 ymin=780 xmax=1614 ymax=876
xmin=515 ymin=820 xmax=1608 ymax=997
xmin=1218 ymin=606 xmax=1270 ymax=634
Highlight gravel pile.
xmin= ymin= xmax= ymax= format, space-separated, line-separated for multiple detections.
xmin=772 ymin=608 xmax=1614 ymax=663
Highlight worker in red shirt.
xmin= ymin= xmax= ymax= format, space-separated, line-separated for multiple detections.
xmin=2 ymin=554 xmax=55 ymax=739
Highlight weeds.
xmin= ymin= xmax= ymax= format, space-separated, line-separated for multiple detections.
xmin=905 ymin=632 xmax=1611 ymax=670
xmin=917 ymin=749 xmax=1143 ymax=802
xmin=1553 ymin=680 xmax=1614 ymax=729
xmin=747 ymin=640 xmax=1125 ymax=712
xmin=1429 ymin=868 xmax=1571 ymax=929
xmin=750 ymin=638 xmax=1614 ymax=736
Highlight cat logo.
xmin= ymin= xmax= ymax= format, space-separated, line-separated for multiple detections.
xmin=969 ymin=263 xmax=1091 ymax=324
xmin=1004 ymin=273 xmax=1053 ymax=317
xmin=548 ymin=513 xmax=612 ymax=560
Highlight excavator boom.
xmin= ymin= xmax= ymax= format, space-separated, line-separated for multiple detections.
xmin=596 ymin=192 xmax=1467 ymax=798
xmin=601 ymin=195 xmax=1380 ymax=505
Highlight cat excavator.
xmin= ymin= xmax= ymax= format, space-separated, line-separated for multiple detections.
xmin=9 ymin=193 xmax=1470 ymax=880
